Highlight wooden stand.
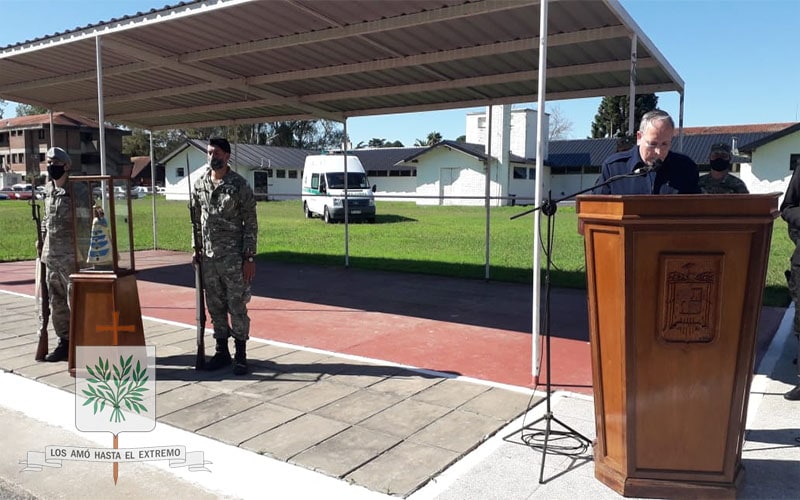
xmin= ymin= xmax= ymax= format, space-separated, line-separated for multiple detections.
xmin=577 ymin=194 xmax=779 ymax=498
xmin=68 ymin=272 xmax=145 ymax=376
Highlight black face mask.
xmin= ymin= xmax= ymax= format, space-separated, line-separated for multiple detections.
xmin=709 ymin=158 xmax=730 ymax=172
xmin=210 ymin=158 xmax=226 ymax=170
xmin=47 ymin=164 xmax=66 ymax=180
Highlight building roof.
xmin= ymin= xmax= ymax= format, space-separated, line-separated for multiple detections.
xmin=737 ymin=122 xmax=800 ymax=153
xmin=548 ymin=138 xmax=618 ymax=167
xmin=164 ymin=119 xmax=800 ymax=173
xmin=130 ymin=156 xmax=151 ymax=178
xmin=0 ymin=0 xmax=684 ymax=131
xmin=680 ymin=123 xmax=797 ymax=135
xmin=350 ymin=147 xmax=426 ymax=171
xmin=0 ymin=111 xmax=115 ymax=130
xmin=547 ymin=131 xmax=783 ymax=168
xmin=166 ymin=139 xmax=535 ymax=172
xmin=401 ymin=140 xmax=531 ymax=164
xmin=173 ymin=138 xmax=318 ymax=169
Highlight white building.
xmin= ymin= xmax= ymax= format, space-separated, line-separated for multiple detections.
xmin=159 ymin=116 xmax=800 ymax=208
xmin=737 ymin=123 xmax=800 ymax=203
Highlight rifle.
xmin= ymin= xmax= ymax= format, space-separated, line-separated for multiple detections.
xmin=187 ymin=155 xmax=206 ymax=369
xmin=32 ymin=180 xmax=50 ymax=361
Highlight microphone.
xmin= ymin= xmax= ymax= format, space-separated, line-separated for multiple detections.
xmin=632 ymin=158 xmax=664 ymax=175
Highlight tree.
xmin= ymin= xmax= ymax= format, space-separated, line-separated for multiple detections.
xmin=15 ymin=103 xmax=48 ymax=116
xmin=122 ymin=129 xmax=185 ymax=159
xmin=355 ymin=138 xmax=404 ymax=148
xmin=260 ymin=120 xmax=344 ymax=149
xmin=177 ymin=119 xmax=345 ymax=151
xmin=590 ymin=94 xmax=658 ymax=139
xmin=0 ymin=99 xmax=5 ymax=119
xmin=414 ymin=131 xmax=442 ymax=147
xmin=548 ymin=105 xmax=573 ymax=140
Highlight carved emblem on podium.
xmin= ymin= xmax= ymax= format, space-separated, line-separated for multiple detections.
xmin=659 ymin=256 xmax=722 ymax=343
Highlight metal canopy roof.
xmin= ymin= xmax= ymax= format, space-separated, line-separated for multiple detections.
xmin=0 ymin=0 xmax=683 ymax=131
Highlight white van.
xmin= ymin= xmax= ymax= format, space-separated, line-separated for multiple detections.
xmin=302 ymin=154 xmax=376 ymax=223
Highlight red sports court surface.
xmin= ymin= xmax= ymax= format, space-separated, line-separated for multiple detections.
xmin=0 ymin=250 xmax=782 ymax=395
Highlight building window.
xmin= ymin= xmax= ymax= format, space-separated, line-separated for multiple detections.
xmin=276 ymin=169 xmax=286 ymax=178
xmin=368 ymin=170 xmax=387 ymax=177
xmin=791 ymin=154 xmax=800 ymax=172
xmin=176 ymin=167 xmax=184 ymax=178
xmin=528 ymin=168 xmax=536 ymax=180
xmin=38 ymin=130 xmax=46 ymax=139
xmin=477 ymin=117 xmax=486 ymax=129
xmin=288 ymin=170 xmax=298 ymax=179
xmin=513 ymin=167 xmax=527 ymax=179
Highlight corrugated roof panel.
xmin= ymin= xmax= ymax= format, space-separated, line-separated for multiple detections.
xmin=0 ymin=0 xmax=684 ymax=130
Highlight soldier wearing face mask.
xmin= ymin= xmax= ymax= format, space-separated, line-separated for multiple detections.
xmin=698 ymin=142 xmax=749 ymax=194
xmin=40 ymin=147 xmax=80 ymax=361
xmin=191 ymin=137 xmax=258 ymax=376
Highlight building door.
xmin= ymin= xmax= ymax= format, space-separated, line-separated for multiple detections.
xmin=253 ymin=171 xmax=269 ymax=201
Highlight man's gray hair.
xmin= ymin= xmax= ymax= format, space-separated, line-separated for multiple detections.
xmin=638 ymin=109 xmax=675 ymax=133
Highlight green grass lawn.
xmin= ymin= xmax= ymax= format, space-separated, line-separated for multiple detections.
xmin=0 ymin=197 xmax=792 ymax=307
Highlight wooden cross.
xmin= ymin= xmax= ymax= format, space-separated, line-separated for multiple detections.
xmin=96 ymin=311 xmax=135 ymax=345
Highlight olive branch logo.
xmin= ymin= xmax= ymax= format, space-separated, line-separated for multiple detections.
xmin=81 ymin=355 xmax=150 ymax=423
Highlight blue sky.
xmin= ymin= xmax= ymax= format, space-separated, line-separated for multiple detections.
xmin=1 ymin=0 xmax=798 ymax=145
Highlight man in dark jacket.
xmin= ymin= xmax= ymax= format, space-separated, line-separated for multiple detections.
xmin=780 ymin=166 xmax=800 ymax=400
xmin=594 ymin=109 xmax=699 ymax=195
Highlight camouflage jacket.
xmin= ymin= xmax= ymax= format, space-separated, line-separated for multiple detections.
xmin=192 ymin=167 xmax=258 ymax=259
xmin=698 ymin=173 xmax=749 ymax=194
xmin=41 ymin=178 xmax=90 ymax=267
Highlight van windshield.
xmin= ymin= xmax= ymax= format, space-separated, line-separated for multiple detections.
xmin=326 ymin=172 xmax=369 ymax=189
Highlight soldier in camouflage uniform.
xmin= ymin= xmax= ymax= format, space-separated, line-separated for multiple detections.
xmin=40 ymin=147 xmax=81 ymax=362
xmin=698 ymin=142 xmax=749 ymax=194
xmin=192 ymin=137 xmax=258 ymax=375
xmin=780 ymin=164 xmax=800 ymax=400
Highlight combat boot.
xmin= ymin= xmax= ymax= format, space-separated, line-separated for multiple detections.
xmin=233 ymin=339 xmax=248 ymax=376
xmin=45 ymin=338 xmax=69 ymax=362
xmin=205 ymin=338 xmax=231 ymax=371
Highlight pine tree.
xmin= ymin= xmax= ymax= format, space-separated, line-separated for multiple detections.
xmin=590 ymin=94 xmax=658 ymax=138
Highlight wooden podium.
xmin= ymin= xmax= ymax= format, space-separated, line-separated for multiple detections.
xmin=68 ymin=272 xmax=145 ymax=375
xmin=66 ymin=176 xmax=145 ymax=375
xmin=576 ymin=194 xmax=779 ymax=498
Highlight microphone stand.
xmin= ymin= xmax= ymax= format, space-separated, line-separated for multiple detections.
xmin=507 ymin=170 xmax=647 ymax=483
xmin=510 ymin=169 xmax=648 ymax=221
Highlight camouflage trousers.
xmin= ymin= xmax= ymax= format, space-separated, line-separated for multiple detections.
xmin=202 ymin=254 xmax=251 ymax=342
xmin=45 ymin=261 xmax=73 ymax=341
xmin=788 ymin=228 xmax=800 ymax=334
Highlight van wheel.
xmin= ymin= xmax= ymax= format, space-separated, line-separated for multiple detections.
xmin=323 ymin=207 xmax=332 ymax=224
xmin=368 ymin=217 xmax=375 ymax=223
xmin=303 ymin=202 xmax=311 ymax=219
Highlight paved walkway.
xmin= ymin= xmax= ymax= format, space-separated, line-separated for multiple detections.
xmin=0 ymin=250 xmax=797 ymax=498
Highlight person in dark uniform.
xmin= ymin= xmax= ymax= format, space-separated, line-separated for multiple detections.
xmin=594 ymin=109 xmax=699 ymax=195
